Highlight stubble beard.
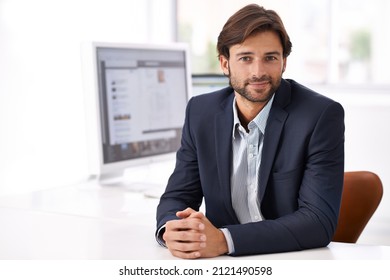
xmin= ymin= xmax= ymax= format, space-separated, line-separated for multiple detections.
xmin=228 ymin=73 xmax=281 ymax=103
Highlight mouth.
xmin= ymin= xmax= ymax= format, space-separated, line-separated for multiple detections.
xmin=247 ymin=80 xmax=270 ymax=90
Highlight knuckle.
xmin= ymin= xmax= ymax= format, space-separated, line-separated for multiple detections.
xmin=179 ymin=231 xmax=188 ymax=240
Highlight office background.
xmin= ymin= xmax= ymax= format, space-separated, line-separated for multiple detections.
xmin=0 ymin=0 xmax=389 ymax=245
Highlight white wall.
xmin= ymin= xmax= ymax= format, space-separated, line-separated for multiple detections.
xmin=0 ymin=0 xmax=175 ymax=195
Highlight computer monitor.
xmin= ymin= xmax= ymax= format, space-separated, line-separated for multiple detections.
xmin=83 ymin=42 xmax=191 ymax=190
xmin=191 ymin=74 xmax=229 ymax=96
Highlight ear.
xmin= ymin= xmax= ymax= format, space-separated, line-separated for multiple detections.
xmin=282 ymin=57 xmax=287 ymax=73
xmin=219 ymin=55 xmax=229 ymax=76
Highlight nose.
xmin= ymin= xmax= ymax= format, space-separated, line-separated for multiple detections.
xmin=250 ymin=59 xmax=266 ymax=78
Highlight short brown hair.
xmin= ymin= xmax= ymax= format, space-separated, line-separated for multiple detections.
xmin=217 ymin=4 xmax=292 ymax=59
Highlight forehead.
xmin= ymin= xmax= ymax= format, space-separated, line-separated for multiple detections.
xmin=230 ymin=31 xmax=283 ymax=55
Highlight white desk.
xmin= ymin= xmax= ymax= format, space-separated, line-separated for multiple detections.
xmin=0 ymin=182 xmax=389 ymax=260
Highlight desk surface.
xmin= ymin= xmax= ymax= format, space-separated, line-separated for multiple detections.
xmin=0 ymin=182 xmax=389 ymax=260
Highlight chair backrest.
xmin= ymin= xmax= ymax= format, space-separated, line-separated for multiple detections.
xmin=332 ymin=171 xmax=383 ymax=243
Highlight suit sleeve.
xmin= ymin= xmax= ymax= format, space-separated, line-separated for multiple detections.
xmin=156 ymin=97 xmax=204 ymax=230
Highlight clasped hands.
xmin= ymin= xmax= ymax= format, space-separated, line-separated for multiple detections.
xmin=163 ymin=207 xmax=228 ymax=259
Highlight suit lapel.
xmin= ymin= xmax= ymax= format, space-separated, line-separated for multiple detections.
xmin=212 ymin=80 xmax=291 ymax=221
xmin=214 ymin=93 xmax=239 ymax=223
xmin=259 ymin=80 xmax=291 ymax=202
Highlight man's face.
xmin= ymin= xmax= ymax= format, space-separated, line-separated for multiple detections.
xmin=220 ymin=31 xmax=286 ymax=104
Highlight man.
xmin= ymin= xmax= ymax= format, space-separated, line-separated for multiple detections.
xmin=156 ymin=4 xmax=344 ymax=259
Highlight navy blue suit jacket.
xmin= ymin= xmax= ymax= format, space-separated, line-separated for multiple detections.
xmin=156 ymin=79 xmax=345 ymax=256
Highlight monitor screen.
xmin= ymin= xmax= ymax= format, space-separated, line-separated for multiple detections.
xmin=84 ymin=42 xmax=191 ymax=186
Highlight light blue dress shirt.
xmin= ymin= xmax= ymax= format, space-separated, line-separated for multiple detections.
xmin=221 ymin=94 xmax=274 ymax=254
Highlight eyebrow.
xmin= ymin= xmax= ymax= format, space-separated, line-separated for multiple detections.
xmin=235 ymin=51 xmax=254 ymax=57
xmin=264 ymin=51 xmax=282 ymax=56
xmin=235 ymin=51 xmax=282 ymax=57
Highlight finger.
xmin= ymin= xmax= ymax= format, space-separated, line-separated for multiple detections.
xmin=176 ymin=207 xmax=196 ymax=218
xmin=187 ymin=211 xmax=205 ymax=219
xmin=164 ymin=227 xmax=207 ymax=243
xmin=169 ymin=249 xmax=202 ymax=259
xmin=166 ymin=239 xmax=206 ymax=258
xmin=167 ymin=239 xmax=206 ymax=252
xmin=166 ymin=217 xmax=204 ymax=232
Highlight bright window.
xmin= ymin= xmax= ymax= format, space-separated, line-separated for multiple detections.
xmin=177 ymin=0 xmax=390 ymax=85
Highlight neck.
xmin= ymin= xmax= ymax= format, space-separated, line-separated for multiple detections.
xmin=235 ymin=95 xmax=267 ymax=130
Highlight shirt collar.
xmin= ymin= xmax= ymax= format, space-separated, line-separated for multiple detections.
xmin=232 ymin=94 xmax=275 ymax=138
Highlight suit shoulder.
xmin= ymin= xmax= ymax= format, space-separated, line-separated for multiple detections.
xmin=286 ymin=79 xmax=342 ymax=107
xmin=189 ymin=86 xmax=234 ymax=110
xmin=191 ymin=86 xmax=233 ymax=101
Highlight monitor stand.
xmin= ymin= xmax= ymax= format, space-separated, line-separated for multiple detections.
xmin=94 ymin=161 xmax=173 ymax=198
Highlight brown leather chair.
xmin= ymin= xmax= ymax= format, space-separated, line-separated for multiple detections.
xmin=332 ymin=171 xmax=383 ymax=243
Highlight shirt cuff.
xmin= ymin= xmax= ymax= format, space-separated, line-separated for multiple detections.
xmin=220 ymin=228 xmax=235 ymax=255
xmin=156 ymin=225 xmax=167 ymax=248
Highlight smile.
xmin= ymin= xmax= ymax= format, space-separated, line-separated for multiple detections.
xmin=248 ymin=81 xmax=270 ymax=89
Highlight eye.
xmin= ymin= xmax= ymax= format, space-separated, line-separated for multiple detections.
xmin=239 ymin=56 xmax=252 ymax=62
xmin=265 ymin=56 xmax=277 ymax=61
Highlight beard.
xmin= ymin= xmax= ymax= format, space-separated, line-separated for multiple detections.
xmin=228 ymin=72 xmax=281 ymax=103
